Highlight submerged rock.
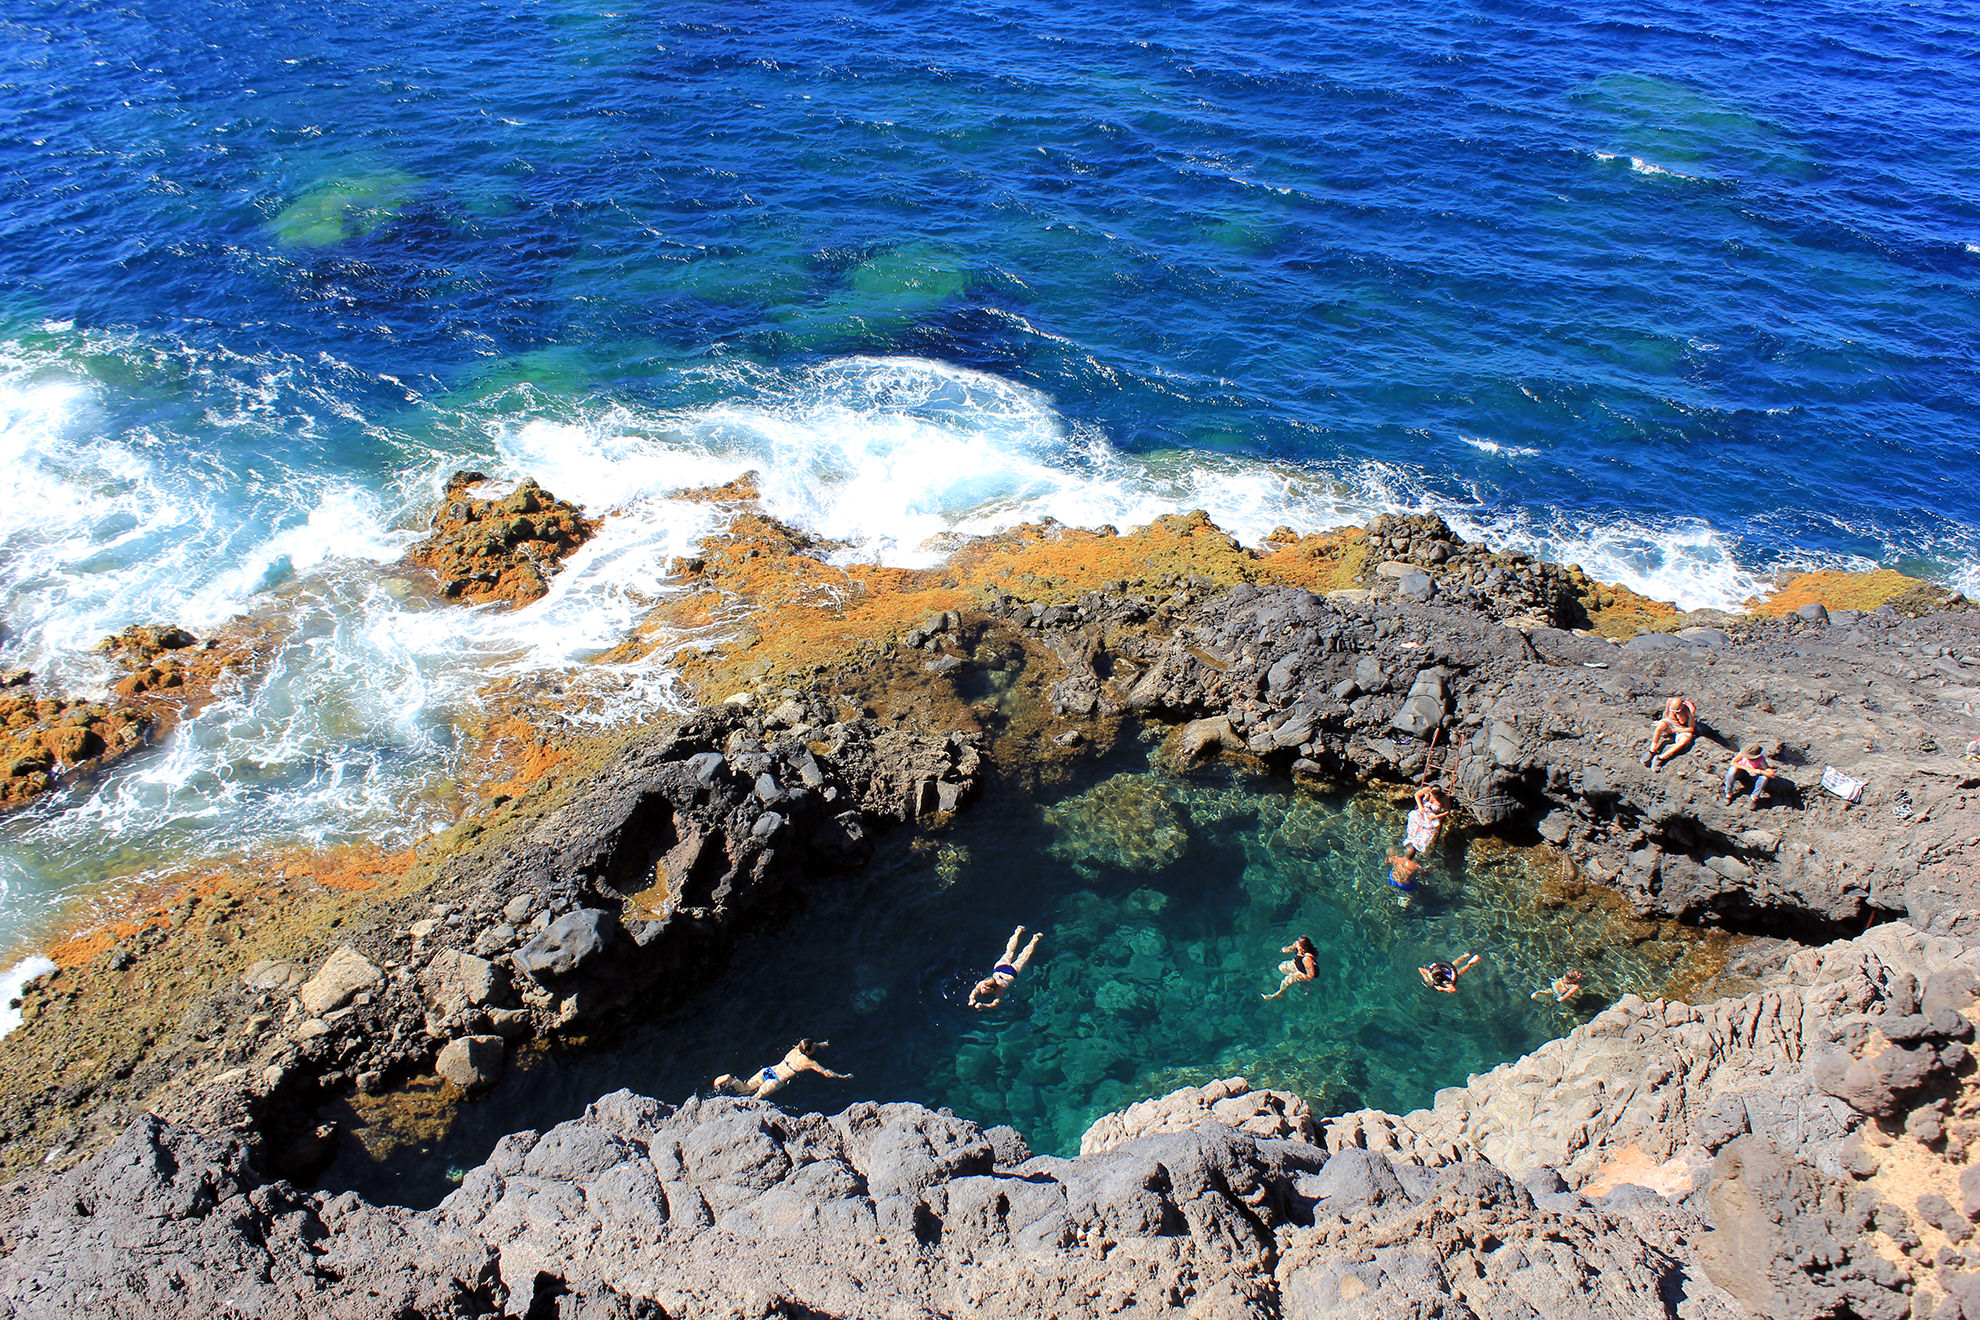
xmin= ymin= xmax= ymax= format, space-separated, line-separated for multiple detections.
xmin=1043 ymin=772 xmax=1190 ymax=873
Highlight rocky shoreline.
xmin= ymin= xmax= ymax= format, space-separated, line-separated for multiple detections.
xmin=0 ymin=497 xmax=1974 ymax=1317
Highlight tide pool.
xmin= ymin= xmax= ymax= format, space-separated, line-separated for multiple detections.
xmin=322 ymin=731 xmax=1726 ymax=1209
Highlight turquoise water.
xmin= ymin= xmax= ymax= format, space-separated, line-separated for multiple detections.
xmin=324 ymin=733 xmax=1713 ymax=1208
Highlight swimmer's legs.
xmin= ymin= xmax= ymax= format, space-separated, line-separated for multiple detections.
xmin=1010 ymin=932 xmax=1044 ymax=972
xmin=1000 ymin=927 xmax=1025 ymax=964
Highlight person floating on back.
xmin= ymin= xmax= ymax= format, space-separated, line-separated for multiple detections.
xmin=1641 ymin=696 xmax=1697 ymax=769
xmin=1530 ymin=968 xmax=1584 ymax=1003
xmin=712 ymin=1039 xmax=849 ymax=1099
xmin=1263 ymin=936 xmax=1320 ymax=1000
xmin=1419 ymin=952 xmax=1480 ymax=994
xmin=969 ymin=926 xmax=1044 ymax=1009
xmin=1723 ymin=743 xmax=1773 ymax=810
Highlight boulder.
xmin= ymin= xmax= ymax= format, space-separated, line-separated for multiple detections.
xmin=296 ymin=945 xmax=382 ymax=1016
xmin=419 ymin=949 xmax=509 ymax=1017
xmin=513 ymin=908 xmax=617 ymax=980
xmin=436 ymin=1035 xmax=506 ymax=1092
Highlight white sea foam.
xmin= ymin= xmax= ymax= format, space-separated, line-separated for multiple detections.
xmin=0 ymin=957 xmax=57 ymax=1038
xmin=1459 ymin=436 xmax=1540 ymax=459
xmin=0 ymin=341 xmax=1951 ymax=953
xmin=1587 ymin=149 xmax=1700 ymax=182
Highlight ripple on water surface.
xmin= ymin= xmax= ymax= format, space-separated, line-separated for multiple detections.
xmin=324 ymin=732 xmax=1730 ymax=1209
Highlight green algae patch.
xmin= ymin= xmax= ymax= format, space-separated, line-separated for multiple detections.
xmin=270 ymin=171 xmax=422 ymax=248
xmin=1044 ymin=773 xmax=1190 ymax=873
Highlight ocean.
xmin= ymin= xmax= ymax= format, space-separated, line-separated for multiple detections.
xmin=1 ymin=0 xmax=1976 ymax=951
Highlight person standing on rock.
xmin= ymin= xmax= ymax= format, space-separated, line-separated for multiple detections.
xmin=1419 ymin=953 xmax=1480 ymax=993
xmin=969 ymin=926 xmax=1044 ymax=1009
xmin=1641 ymin=696 xmax=1698 ymax=768
xmin=1263 ymin=936 xmax=1321 ymax=999
xmin=712 ymin=1039 xmax=849 ymax=1099
xmin=1722 ymin=743 xmax=1774 ymax=809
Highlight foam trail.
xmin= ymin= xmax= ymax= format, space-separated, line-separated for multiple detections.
xmin=0 ymin=957 xmax=57 ymax=1038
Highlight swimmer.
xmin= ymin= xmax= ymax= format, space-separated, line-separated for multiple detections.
xmin=1263 ymin=935 xmax=1320 ymax=1000
xmin=1386 ymin=845 xmax=1423 ymax=904
xmin=969 ymin=926 xmax=1044 ymax=1009
xmin=1641 ymin=696 xmax=1698 ymax=768
xmin=1418 ymin=952 xmax=1480 ymax=994
xmin=1530 ymin=968 xmax=1584 ymax=1003
xmin=712 ymin=1039 xmax=849 ymax=1099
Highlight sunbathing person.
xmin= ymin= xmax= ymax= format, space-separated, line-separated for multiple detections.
xmin=1530 ymin=968 xmax=1585 ymax=1003
xmin=1641 ymin=696 xmax=1698 ymax=768
xmin=1419 ymin=952 xmax=1481 ymax=994
xmin=1723 ymin=743 xmax=1773 ymax=809
xmin=969 ymin=926 xmax=1044 ymax=1009
xmin=712 ymin=1039 xmax=849 ymax=1099
xmin=1264 ymin=936 xmax=1320 ymax=1000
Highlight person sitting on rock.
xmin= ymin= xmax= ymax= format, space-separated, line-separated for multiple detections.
xmin=1263 ymin=936 xmax=1320 ymax=1000
xmin=1405 ymin=786 xmax=1451 ymax=853
xmin=1641 ymin=696 xmax=1698 ymax=768
xmin=713 ymin=1039 xmax=849 ymax=1099
xmin=969 ymin=926 xmax=1044 ymax=1009
xmin=1419 ymin=952 xmax=1480 ymax=994
xmin=1722 ymin=743 xmax=1774 ymax=809
xmin=1530 ymin=968 xmax=1584 ymax=1003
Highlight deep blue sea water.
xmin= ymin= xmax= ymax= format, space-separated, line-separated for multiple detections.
xmin=0 ymin=4 xmax=1975 ymax=971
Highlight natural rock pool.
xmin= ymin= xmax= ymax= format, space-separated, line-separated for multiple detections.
xmin=324 ymin=729 xmax=1730 ymax=1208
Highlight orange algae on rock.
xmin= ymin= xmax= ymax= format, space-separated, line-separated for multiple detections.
xmin=1751 ymin=568 xmax=1966 ymax=618
xmin=608 ymin=492 xmax=1381 ymax=703
xmin=408 ymin=471 xmax=598 ymax=606
xmin=1561 ymin=568 xmax=1683 ymax=639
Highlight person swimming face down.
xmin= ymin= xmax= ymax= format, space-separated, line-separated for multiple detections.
xmin=970 ymin=926 xmax=1044 ymax=1009
xmin=711 ymin=1038 xmax=849 ymax=1099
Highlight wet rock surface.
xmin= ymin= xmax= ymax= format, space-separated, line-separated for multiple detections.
xmin=408 ymin=471 xmax=599 ymax=606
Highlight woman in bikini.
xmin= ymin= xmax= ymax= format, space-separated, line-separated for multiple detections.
xmin=1642 ymin=696 xmax=1698 ymax=768
xmin=712 ymin=1039 xmax=849 ymax=1099
xmin=1263 ymin=935 xmax=1320 ymax=1000
xmin=1419 ymin=952 xmax=1480 ymax=994
xmin=969 ymin=926 xmax=1044 ymax=1009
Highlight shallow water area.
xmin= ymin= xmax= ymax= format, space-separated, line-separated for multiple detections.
xmin=324 ymin=732 xmax=1729 ymax=1209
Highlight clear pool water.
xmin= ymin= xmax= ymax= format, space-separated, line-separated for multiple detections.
xmin=325 ymin=732 xmax=1721 ymax=1208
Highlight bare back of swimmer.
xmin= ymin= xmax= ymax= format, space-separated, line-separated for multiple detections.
xmin=970 ymin=926 xmax=1044 ymax=1009
xmin=712 ymin=1039 xmax=849 ymax=1098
